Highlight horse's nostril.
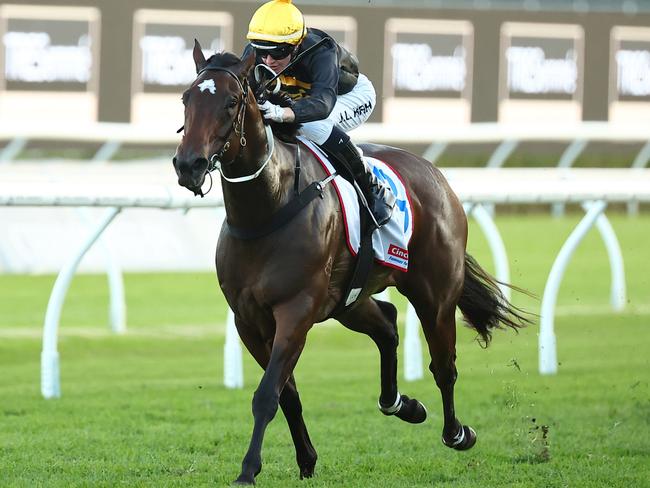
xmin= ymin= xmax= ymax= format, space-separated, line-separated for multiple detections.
xmin=172 ymin=157 xmax=177 ymax=167
xmin=193 ymin=158 xmax=208 ymax=171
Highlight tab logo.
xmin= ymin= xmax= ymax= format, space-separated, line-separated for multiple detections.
xmin=388 ymin=244 xmax=408 ymax=260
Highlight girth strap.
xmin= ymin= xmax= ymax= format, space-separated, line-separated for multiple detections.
xmin=225 ymin=177 xmax=333 ymax=240
xmin=329 ymin=206 xmax=376 ymax=316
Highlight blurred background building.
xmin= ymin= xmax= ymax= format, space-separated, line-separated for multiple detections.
xmin=1 ymin=0 xmax=649 ymax=133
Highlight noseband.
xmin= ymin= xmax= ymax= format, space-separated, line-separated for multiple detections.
xmin=193 ymin=65 xmax=275 ymax=185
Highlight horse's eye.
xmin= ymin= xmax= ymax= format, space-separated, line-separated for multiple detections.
xmin=228 ymin=98 xmax=238 ymax=109
xmin=182 ymin=92 xmax=190 ymax=105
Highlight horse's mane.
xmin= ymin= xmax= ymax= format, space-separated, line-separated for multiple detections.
xmin=204 ymin=52 xmax=241 ymax=69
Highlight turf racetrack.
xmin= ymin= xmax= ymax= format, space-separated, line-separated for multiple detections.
xmin=1 ymin=214 xmax=649 ymax=487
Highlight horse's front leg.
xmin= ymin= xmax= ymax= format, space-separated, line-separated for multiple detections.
xmin=235 ymin=298 xmax=314 ymax=485
xmin=235 ymin=317 xmax=317 ymax=481
xmin=280 ymin=375 xmax=317 ymax=479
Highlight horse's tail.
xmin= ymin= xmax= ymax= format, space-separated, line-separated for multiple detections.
xmin=457 ymin=253 xmax=533 ymax=346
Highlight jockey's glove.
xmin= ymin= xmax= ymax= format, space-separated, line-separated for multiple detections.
xmin=258 ymin=100 xmax=285 ymax=123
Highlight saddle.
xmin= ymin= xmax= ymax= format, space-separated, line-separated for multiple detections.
xmin=317 ymin=145 xmax=378 ymax=314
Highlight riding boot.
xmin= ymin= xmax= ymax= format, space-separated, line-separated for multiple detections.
xmin=321 ymin=127 xmax=396 ymax=227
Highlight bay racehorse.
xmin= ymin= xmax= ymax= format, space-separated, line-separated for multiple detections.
xmin=173 ymin=42 xmax=530 ymax=485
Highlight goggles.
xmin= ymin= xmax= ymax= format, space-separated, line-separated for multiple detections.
xmin=254 ymin=43 xmax=295 ymax=60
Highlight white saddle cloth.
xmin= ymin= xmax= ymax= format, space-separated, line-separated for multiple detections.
xmin=299 ymin=137 xmax=413 ymax=272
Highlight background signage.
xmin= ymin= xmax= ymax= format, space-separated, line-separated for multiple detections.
xmin=499 ymin=22 xmax=584 ymax=122
xmin=383 ymin=18 xmax=473 ymax=125
xmin=0 ymin=4 xmax=100 ymax=122
xmin=304 ymin=15 xmax=357 ymax=54
xmin=609 ymin=26 xmax=650 ymax=123
xmin=131 ymin=9 xmax=232 ymax=126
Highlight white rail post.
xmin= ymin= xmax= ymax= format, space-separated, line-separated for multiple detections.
xmin=92 ymin=141 xmax=122 ymax=162
xmin=483 ymin=140 xmax=519 ymax=216
xmin=422 ymin=142 xmax=448 ymax=164
xmin=373 ymin=290 xmax=423 ymax=381
xmin=628 ymin=142 xmax=650 ymax=214
xmin=552 ymin=139 xmax=588 ymax=217
xmin=539 ymin=200 xmax=607 ymax=375
xmin=590 ymin=210 xmax=626 ymax=311
xmin=223 ymin=308 xmax=244 ymax=389
xmin=404 ymin=303 xmax=424 ymax=381
xmin=0 ymin=137 xmax=28 ymax=162
xmin=78 ymin=208 xmax=126 ymax=334
xmin=41 ymin=207 xmax=121 ymax=399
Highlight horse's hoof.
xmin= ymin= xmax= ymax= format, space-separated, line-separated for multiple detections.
xmin=394 ymin=395 xmax=427 ymax=424
xmin=233 ymin=474 xmax=256 ymax=485
xmin=233 ymin=468 xmax=262 ymax=486
xmin=299 ymin=466 xmax=315 ymax=479
xmin=442 ymin=425 xmax=477 ymax=451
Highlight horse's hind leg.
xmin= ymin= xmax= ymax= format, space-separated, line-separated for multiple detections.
xmin=337 ymin=297 xmax=427 ymax=424
xmin=408 ymin=292 xmax=477 ymax=451
xmin=234 ymin=315 xmax=317 ymax=482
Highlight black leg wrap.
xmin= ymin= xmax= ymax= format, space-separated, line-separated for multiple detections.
xmin=442 ymin=425 xmax=477 ymax=451
xmin=394 ymin=395 xmax=428 ymax=424
xmin=379 ymin=394 xmax=427 ymax=424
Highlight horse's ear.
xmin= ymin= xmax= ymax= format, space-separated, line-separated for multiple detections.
xmin=235 ymin=50 xmax=256 ymax=81
xmin=193 ymin=38 xmax=207 ymax=73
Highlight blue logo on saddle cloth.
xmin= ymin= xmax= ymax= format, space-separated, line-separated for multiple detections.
xmin=297 ymin=138 xmax=414 ymax=272
xmin=366 ymin=157 xmax=413 ymax=271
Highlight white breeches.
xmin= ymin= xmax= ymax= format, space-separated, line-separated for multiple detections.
xmin=298 ymin=73 xmax=376 ymax=145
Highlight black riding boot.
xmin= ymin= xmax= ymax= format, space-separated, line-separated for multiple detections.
xmin=321 ymin=128 xmax=396 ymax=227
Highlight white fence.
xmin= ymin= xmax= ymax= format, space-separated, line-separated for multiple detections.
xmin=1 ymin=121 xmax=649 ymax=398
xmin=3 ymin=121 xmax=650 ymax=174
xmin=3 ymin=167 xmax=650 ymax=398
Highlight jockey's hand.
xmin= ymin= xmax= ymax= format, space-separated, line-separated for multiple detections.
xmin=258 ymin=100 xmax=293 ymax=123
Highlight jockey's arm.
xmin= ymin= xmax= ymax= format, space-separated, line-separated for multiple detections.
xmin=290 ymin=45 xmax=338 ymax=123
xmin=243 ymin=40 xmax=338 ymax=124
xmin=281 ymin=107 xmax=296 ymax=122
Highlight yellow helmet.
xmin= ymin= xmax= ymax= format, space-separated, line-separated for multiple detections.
xmin=247 ymin=0 xmax=306 ymax=46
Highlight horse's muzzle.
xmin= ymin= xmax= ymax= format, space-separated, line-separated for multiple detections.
xmin=173 ymin=156 xmax=208 ymax=194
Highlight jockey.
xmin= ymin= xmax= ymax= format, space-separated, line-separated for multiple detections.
xmin=244 ymin=0 xmax=395 ymax=227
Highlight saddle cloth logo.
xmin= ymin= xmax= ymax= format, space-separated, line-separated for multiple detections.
xmin=298 ymin=137 xmax=413 ymax=272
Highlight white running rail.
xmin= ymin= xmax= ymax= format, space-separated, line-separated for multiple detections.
xmin=2 ymin=119 xmax=650 ymax=395
xmin=3 ymin=168 xmax=650 ymax=397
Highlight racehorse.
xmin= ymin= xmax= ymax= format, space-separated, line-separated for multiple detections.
xmin=173 ymin=41 xmax=530 ymax=485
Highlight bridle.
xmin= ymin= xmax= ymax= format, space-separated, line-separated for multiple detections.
xmin=197 ymin=66 xmax=248 ymax=169
xmin=192 ymin=65 xmax=274 ymax=188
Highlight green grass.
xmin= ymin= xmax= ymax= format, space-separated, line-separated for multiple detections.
xmin=1 ymin=214 xmax=649 ymax=487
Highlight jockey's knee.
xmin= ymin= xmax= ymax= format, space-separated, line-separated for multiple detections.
xmin=299 ymin=119 xmax=335 ymax=145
